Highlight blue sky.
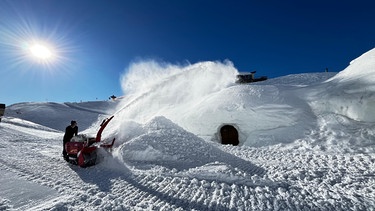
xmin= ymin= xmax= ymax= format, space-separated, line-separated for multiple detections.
xmin=1 ymin=0 xmax=375 ymax=105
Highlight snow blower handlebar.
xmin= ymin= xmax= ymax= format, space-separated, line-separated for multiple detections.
xmin=96 ymin=115 xmax=114 ymax=142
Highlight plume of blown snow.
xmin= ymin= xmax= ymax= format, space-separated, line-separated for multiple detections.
xmin=111 ymin=60 xmax=238 ymax=142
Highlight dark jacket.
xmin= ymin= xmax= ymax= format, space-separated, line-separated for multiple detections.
xmin=63 ymin=125 xmax=78 ymax=143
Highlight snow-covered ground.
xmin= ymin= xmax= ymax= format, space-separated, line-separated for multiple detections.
xmin=1 ymin=49 xmax=375 ymax=210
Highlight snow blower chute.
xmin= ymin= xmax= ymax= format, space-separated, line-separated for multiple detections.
xmin=64 ymin=115 xmax=115 ymax=167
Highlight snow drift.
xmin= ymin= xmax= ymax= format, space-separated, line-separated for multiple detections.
xmin=310 ymin=48 xmax=375 ymax=122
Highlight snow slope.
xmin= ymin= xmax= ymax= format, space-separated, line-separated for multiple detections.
xmin=5 ymin=101 xmax=118 ymax=131
xmin=1 ymin=49 xmax=375 ymax=210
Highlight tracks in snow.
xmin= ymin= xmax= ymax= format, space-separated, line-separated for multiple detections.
xmin=228 ymin=146 xmax=375 ymax=210
xmin=1 ymin=129 xmax=375 ymax=210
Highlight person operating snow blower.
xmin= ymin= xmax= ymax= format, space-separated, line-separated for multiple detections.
xmin=63 ymin=116 xmax=115 ymax=167
xmin=62 ymin=120 xmax=78 ymax=161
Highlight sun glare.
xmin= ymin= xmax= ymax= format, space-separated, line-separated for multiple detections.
xmin=0 ymin=2 xmax=78 ymax=74
xmin=30 ymin=43 xmax=53 ymax=60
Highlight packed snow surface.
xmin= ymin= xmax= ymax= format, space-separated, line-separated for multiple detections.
xmin=1 ymin=49 xmax=375 ymax=210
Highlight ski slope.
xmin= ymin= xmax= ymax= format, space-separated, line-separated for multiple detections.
xmin=1 ymin=49 xmax=375 ymax=210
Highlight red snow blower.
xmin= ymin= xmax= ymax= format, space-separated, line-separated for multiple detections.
xmin=64 ymin=115 xmax=115 ymax=167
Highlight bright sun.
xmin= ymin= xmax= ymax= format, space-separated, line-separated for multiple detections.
xmin=29 ymin=43 xmax=53 ymax=60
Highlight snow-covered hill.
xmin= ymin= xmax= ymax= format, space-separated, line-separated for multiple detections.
xmin=5 ymin=101 xmax=118 ymax=131
xmin=1 ymin=49 xmax=375 ymax=210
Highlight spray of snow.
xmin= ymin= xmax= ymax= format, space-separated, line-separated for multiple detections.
xmin=110 ymin=60 xmax=238 ymax=140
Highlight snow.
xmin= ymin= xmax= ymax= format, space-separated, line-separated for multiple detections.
xmin=1 ymin=49 xmax=375 ymax=210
